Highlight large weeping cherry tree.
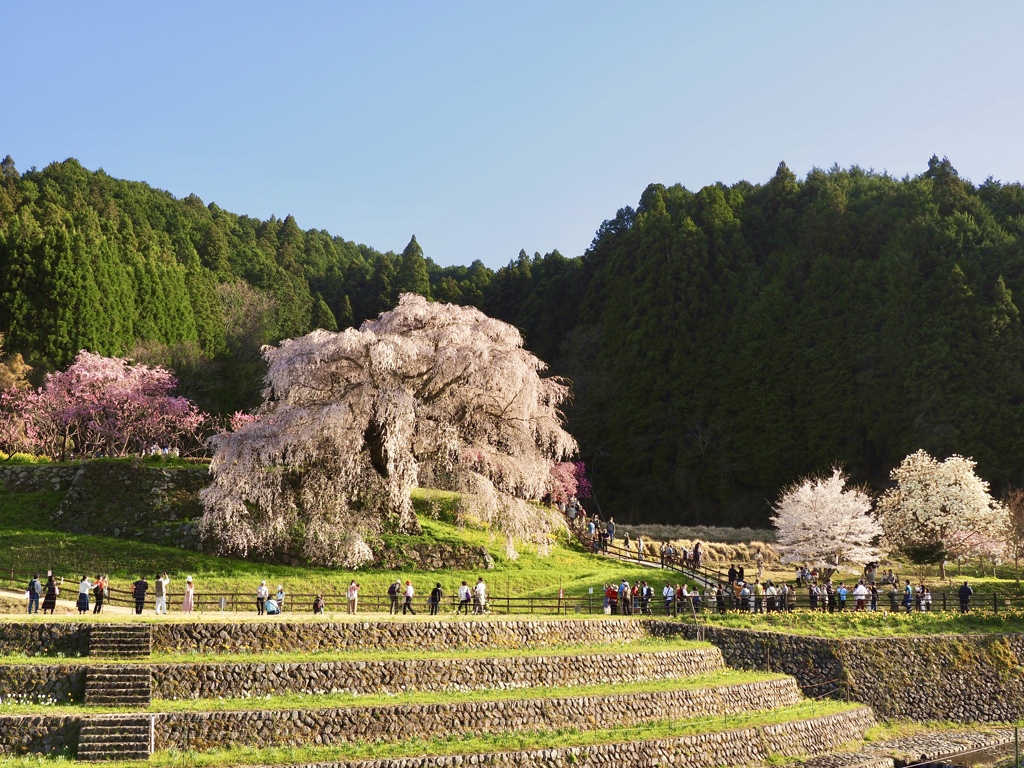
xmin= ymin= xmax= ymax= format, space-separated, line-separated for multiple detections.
xmin=200 ymin=294 xmax=578 ymax=567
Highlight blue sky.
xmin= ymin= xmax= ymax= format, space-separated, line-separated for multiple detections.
xmin=5 ymin=3 xmax=1022 ymax=268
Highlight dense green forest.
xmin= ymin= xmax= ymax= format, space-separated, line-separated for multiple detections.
xmin=2 ymin=155 xmax=1024 ymax=527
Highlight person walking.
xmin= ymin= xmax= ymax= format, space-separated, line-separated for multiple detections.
xmin=182 ymin=576 xmax=195 ymax=614
xmin=474 ymin=577 xmax=487 ymax=614
xmin=92 ymin=575 xmax=107 ymax=614
xmin=403 ymin=581 xmax=416 ymax=615
xmin=958 ymin=581 xmax=973 ymax=613
xmin=132 ymin=575 xmax=149 ymax=615
xmin=256 ymin=580 xmax=269 ymax=616
xmin=27 ymin=573 xmax=41 ymax=614
xmin=347 ymin=581 xmax=359 ymax=614
xmin=457 ymin=581 xmax=472 ymax=615
xmin=77 ymin=575 xmax=91 ymax=615
xmin=42 ymin=575 xmax=58 ymax=615
xmin=429 ymin=583 xmax=443 ymax=615
xmin=154 ymin=572 xmax=170 ymax=615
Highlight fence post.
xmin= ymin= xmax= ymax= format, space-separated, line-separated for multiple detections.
xmin=942 ymin=592 xmax=946 ymax=611
xmin=994 ymin=591 xmax=999 ymax=613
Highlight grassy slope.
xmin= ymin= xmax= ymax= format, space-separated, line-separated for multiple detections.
xmin=0 ymin=489 xmax=663 ymax=602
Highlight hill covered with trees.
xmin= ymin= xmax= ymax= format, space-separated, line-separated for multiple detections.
xmin=2 ymin=155 xmax=1023 ymax=527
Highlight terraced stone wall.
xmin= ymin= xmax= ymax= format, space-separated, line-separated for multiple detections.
xmin=153 ymin=708 xmax=874 ymax=768
xmin=670 ymin=624 xmax=1024 ymax=722
xmin=0 ymin=715 xmax=79 ymax=756
xmin=151 ymin=618 xmax=652 ymax=654
xmin=151 ymin=648 xmax=723 ymax=699
xmin=152 ymin=678 xmax=802 ymax=750
xmin=0 ymin=664 xmax=84 ymax=704
xmin=0 ymin=624 xmax=89 ymax=657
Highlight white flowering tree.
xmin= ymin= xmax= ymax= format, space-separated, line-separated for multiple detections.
xmin=877 ymin=450 xmax=1008 ymax=578
xmin=771 ymin=468 xmax=881 ymax=579
xmin=200 ymin=294 xmax=577 ymax=567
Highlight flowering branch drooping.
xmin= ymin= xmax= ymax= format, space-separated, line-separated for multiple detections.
xmin=771 ymin=468 xmax=882 ymax=568
xmin=200 ymin=294 xmax=578 ymax=567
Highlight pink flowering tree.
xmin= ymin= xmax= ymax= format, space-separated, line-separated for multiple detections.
xmin=201 ymin=294 xmax=578 ymax=568
xmin=0 ymin=351 xmax=210 ymax=459
xmin=549 ymin=461 xmax=593 ymax=505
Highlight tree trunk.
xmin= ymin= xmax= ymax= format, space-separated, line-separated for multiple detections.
xmin=938 ymin=560 xmax=946 ymax=580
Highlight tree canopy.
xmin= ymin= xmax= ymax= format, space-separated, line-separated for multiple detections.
xmin=200 ymin=295 xmax=575 ymax=567
xmin=5 ymin=155 xmax=1024 ymax=527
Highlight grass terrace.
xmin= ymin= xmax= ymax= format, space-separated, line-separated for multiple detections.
xmin=0 ymin=699 xmax=864 ymax=768
xmin=0 ymin=668 xmax=782 ymax=715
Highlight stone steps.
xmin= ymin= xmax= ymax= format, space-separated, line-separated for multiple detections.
xmin=85 ymin=666 xmax=152 ymax=707
xmin=77 ymin=715 xmax=152 ymax=762
xmin=89 ymin=625 xmax=152 ymax=659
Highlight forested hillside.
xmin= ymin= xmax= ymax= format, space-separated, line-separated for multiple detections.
xmin=2 ymin=155 xmax=1024 ymax=527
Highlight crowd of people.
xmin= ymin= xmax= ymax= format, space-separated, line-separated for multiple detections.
xmin=560 ymin=497 xmax=706 ymax=571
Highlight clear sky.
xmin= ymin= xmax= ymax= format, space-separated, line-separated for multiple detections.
xmin=5 ymin=3 xmax=1023 ymax=268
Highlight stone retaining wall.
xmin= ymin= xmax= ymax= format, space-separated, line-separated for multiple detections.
xmin=151 ymin=647 xmax=723 ymax=699
xmin=0 ymin=624 xmax=89 ymax=657
xmin=151 ymin=619 xmax=652 ymax=654
xmin=188 ymin=708 xmax=875 ymax=768
xmin=0 ymin=715 xmax=79 ymax=756
xmin=153 ymin=677 xmax=801 ymax=751
xmin=671 ymin=624 xmax=1024 ymax=722
xmin=0 ymin=665 xmax=84 ymax=704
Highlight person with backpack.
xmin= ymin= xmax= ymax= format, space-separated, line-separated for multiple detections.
xmin=27 ymin=573 xmax=41 ymax=614
xmin=388 ymin=580 xmax=401 ymax=615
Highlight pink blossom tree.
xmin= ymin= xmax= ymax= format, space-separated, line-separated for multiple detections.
xmin=200 ymin=294 xmax=578 ymax=567
xmin=0 ymin=351 xmax=209 ymax=459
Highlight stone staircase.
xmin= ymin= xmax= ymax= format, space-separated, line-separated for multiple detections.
xmin=89 ymin=624 xmax=152 ymax=659
xmin=85 ymin=666 xmax=152 ymax=707
xmin=77 ymin=715 xmax=153 ymax=762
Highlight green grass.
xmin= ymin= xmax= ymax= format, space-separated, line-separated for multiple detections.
xmin=0 ymin=636 xmax=704 ymax=665
xmin=0 ymin=669 xmax=783 ymax=715
xmin=0 ymin=700 xmax=862 ymax=768
xmin=0 ymin=489 xmax=664 ymax=603
xmin=700 ymin=608 xmax=1024 ymax=637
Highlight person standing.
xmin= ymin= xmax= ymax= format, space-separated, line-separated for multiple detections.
xmin=42 ymin=575 xmax=58 ymax=615
xmin=388 ymin=580 xmax=401 ymax=615
xmin=154 ymin=572 xmax=170 ymax=615
xmin=182 ymin=576 xmax=195 ymax=614
xmin=474 ymin=577 xmax=487 ymax=614
xmin=429 ymin=583 xmax=443 ymax=615
xmin=347 ymin=581 xmax=359 ymax=614
xmin=276 ymin=585 xmax=286 ymax=613
xmin=313 ymin=594 xmax=325 ymax=614
xmin=132 ymin=576 xmax=149 ymax=615
xmin=77 ymin=575 xmax=91 ymax=615
xmin=403 ymin=581 xmax=416 ymax=615
xmin=256 ymin=580 xmax=269 ymax=615
xmin=27 ymin=573 xmax=41 ymax=614
xmin=958 ymin=581 xmax=973 ymax=613
xmin=662 ymin=582 xmax=675 ymax=614
xmin=457 ymin=581 xmax=472 ymax=614
xmin=93 ymin=575 xmax=107 ymax=614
